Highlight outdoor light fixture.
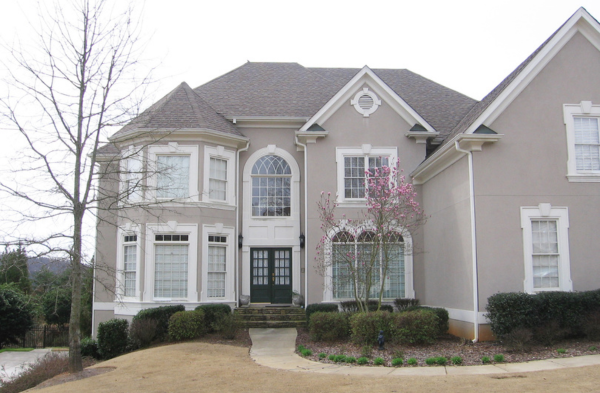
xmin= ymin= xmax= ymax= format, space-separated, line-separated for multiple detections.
xmin=238 ymin=234 xmax=243 ymax=249
xmin=299 ymin=233 xmax=305 ymax=249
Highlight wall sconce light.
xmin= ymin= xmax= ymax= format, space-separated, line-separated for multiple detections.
xmin=299 ymin=233 xmax=305 ymax=249
xmin=238 ymin=234 xmax=243 ymax=249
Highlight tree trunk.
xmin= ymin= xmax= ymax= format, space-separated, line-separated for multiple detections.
xmin=68 ymin=210 xmax=83 ymax=373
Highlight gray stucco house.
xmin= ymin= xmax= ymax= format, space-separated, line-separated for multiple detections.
xmin=93 ymin=8 xmax=600 ymax=340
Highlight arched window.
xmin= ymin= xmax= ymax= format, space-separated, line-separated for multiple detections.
xmin=251 ymin=155 xmax=291 ymax=216
xmin=331 ymin=230 xmax=405 ymax=299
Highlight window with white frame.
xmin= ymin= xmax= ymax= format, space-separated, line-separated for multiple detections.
xmin=148 ymin=144 xmax=199 ymax=201
xmin=521 ymin=204 xmax=572 ymax=293
xmin=203 ymin=146 xmax=235 ymax=205
xmin=154 ymin=234 xmax=189 ymax=298
xmin=336 ymin=146 xmax=397 ymax=204
xmin=251 ymin=155 xmax=291 ymax=216
xmin=123 ymin=235 xmax=137 ymax=297
xmin=563 ymin=102 xmax=600 ymax=182
xmin=124 ymin=154 xmax=143 ymax=202
xmin=331 ymin=230 xmax=405 ymax=300
xmin=207 ymin=235 xmax=227 ymax=298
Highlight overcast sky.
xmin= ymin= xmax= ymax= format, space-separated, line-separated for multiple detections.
xmin=0 ymin=0 xmax=598 ymax=255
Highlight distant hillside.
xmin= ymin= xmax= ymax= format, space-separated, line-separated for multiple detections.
xmin=27 ymin=257 xmax=70 ymax=276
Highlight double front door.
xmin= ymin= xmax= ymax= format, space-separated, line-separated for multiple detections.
xmin=250 ymin=248 xmax=292 ymax=304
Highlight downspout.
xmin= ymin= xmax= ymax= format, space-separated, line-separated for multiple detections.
xmin=295 ymin=136 xmax=309 ymax=306
xmin=236 ymin=140 xmax=250 ymax=308
xmin=455 ymin=141 xmax=479 ymax=343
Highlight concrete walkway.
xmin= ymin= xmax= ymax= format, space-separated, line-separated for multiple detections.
xmin=249 ymin=328 xmax=600 ymax=376
xmin=0 ymin=349 xmax=53 ymax=382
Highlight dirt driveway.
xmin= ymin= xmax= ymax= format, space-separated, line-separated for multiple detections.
xmin=34 ymin=342 xmax=600 ymax=393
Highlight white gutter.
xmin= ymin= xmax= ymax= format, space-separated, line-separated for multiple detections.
xmin=295 ymin=136 xmax=309 ymax=306
xmin=236 ymin=141 xmax=250 ymax=308
xmin=454 ymin=141 xmax=479 ymax=343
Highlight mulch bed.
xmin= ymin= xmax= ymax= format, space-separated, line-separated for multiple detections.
xmin=295 ymin=328 xmax=600 ymax=367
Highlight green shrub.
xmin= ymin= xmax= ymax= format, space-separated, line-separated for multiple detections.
xmin=211 ymin=313 xmax=238 ymax=339
xmin=435 ymin=357 xmax=447 ymax=366
xmin=301 ymin=349 xmax=312 ymax=356
xmin=394 ymin=310 xmax=439 ymax=344
xmin=589 ymin=346 xmax=598 ymax=351
xmin=195 ymin=304 xmax=232 ymax=333
xmin=556 ymin=348 xmax=567 ymax=354
xmin=334 ymin=355 xmax=346 ymax=363
xmin=357 ymin=357 xmax=369 ymax=365
xmin=328 ymin=354 xmax=335 ymax=361
xmin=373 ymin=357 xmax=384 ymax=365
xmin=501 ymin=327 xmax=533 ymax=353
xmin=394 ymin=298 xmax=420 ymax=311
xmin=129 ymin=318 xmax=158 ymax=349
xmin=319 ymin=352 xmax=327 ymax=359
xmin=309 ymin=312 xmax=350 ymax=341
xmin=133 ymin=305 xmax=185 ymax=341
xmin=407 ymin=357 xmax=417 ymax=366
xmin=97 ymin=318 xmax=129 ymax=359
xmin=0 ymin=284 xmax=34 ymax=348
xmin=305 ymin=303 xmax=338 ymax=323
xmin=339 ymin=300 xmax=393 ymax=312
xmin=297 ymin=344 xmax=305 ymax=351
xmin=494 ymin=354 xmax=505 ymax=362
xmin=391 ymin=358 xmax=403 ymax=366
xmin=425 ymin=357 xmax=436 ymax=365
xmin=405 ymin=306 xmax=449 ymax=336
xmin=168 ymin=310 xmax=207 ymax=341
xmin=583 ymin=310 xmax=600 ymax=340
xmin=451 ymin=356 xmax=462 ymax=365
xmin=345 ymin=356 xmax=357 ymax=363
xmin=80 ymin=337 xmax=99 ymax=359
xmin=349 ymin=311 xmax=396 ymax=345
xmin=481 ymin=356 xmax=491 ymax=364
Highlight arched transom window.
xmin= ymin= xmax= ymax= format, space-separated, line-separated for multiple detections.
xmin=332 ymin=230 xmax=405 ymax=299
xmin=251 ymin=155 xmax=291 ymax=216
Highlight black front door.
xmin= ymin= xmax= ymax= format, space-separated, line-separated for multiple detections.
xmin=250 ymin=248 xmax=292 ymax=304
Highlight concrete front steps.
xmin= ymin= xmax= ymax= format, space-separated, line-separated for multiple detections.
xmin=234 ymin=306 xmax=306 ymax=328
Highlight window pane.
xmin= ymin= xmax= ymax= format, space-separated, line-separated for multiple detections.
xmin=155 ymin=245 xmax=188 ymax=298
xmin=123 ymin=245 xmax=136 ymax=297
xmin=344 ymin=157 xmax=365 ymax=199
xmin=251 ymin=156 xmax=292 ymax=216
xmin=574 ymin=117 xmax=600 ymax=171
xmin=531 ymin=220 xmax=559 ymax=289
xmin=209 ymin=158 xmax=227 ymax=200
xmin=156 ymin=156 xmax=190 ymax=198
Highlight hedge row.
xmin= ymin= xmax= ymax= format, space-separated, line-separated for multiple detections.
xmin=486 ymin=289 xmax=600 ymax=338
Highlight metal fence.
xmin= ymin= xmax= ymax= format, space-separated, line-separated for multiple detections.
xmin=5 ymin=325 xmax=69 ymax=349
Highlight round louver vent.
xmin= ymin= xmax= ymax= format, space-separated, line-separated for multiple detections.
xmin=351 ymin=88 xmax=381 ymax=117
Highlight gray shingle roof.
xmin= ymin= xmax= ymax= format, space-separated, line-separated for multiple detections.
xmin=111 ymin=82 xmax=242 ymax=140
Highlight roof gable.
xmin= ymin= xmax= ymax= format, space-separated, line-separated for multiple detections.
xmin=299 ymin=66 xmax=437 ymax=133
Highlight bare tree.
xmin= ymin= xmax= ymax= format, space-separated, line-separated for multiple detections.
xmin=316 ymin=161 xmax=427 ymax=312
xmin=0 ymin=0 xmax=153 ymax=372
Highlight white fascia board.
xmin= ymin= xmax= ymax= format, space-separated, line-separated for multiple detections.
xmin=299 ymin=66 xmax=436 ymax=133
xmin=225 ymin=116 xmax=309 ymax=129
xmin=465 ymin=9 xmax=600 ymax=134
xmin=411 ymin=134 xmax=503 ymax=184
xmin=110 ymin=128 xmax=249 ymax=149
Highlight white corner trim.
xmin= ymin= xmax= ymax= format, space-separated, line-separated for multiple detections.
xmin=411 ymin=134 xmax=503 ymax=184
xmin=299 ymin=66 xmax=436 ymax=133
xmin=465 ymin=8 xmax=600 ymax=135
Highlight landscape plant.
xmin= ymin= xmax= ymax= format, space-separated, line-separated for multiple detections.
xmin=451 ymin=356 xmax=463 ymax=365
xmin=391 ymin=358 xmax=403 ymax=366
xmin=373 ymin=357 xmax=384 ymax=365
xmin=481 ymin=356 xmax=491 ymax=364
xmin=97 ymin=318 xmax=129 ymax=359
xmin=133 ymin=305 xmax=185 ymax=341
xmin=308 ymin=311 xmax=350 ymax=341
xmin=494 ymin=354 xmax=505 ymax=362
xmin=0 ymin=284 xmax=34 ymax=349
xmin=357 ymin=357 xmax=369 ymax=365
xmin=407 ymin=357 xmax=417 ymax=366
xmin=167 ymin=311 xmax=207 ymax=341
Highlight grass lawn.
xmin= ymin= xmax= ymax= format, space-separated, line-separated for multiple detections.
xmin=0 ymin=348 xmax=35 ymax=353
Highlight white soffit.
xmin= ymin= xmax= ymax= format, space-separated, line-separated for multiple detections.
xmin=299 ymin=66 xmax=436 ymax=133
xmin=465 ymin=8 xmax=600 ymax=134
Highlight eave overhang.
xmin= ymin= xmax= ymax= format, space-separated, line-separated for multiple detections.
xmin=411 ymin=133 xmax=503 ymax=184
xmin=109 ymin=128 xmax=249 ymax=149
xmin=226 ymin=116 xmax=309 ymax=129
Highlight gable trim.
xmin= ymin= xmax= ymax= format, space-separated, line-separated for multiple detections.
xmin=299 ymin=66 xmax=436 ymax=133
xmin=465 ymin=8 xmax=600 ymax=135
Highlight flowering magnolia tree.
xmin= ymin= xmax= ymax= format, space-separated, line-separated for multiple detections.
xmin=316 ymin=160 xmax=426 ymax=312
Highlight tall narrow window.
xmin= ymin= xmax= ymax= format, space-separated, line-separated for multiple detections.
xmin=574 ymin=117 xmax=600 ymax=171
xmin=123 ymin=235 xmax=137 ymax=297
xmin=156 ymin=155 xmax=190 ymax=199
xmin=207 ymin=235 xmax=227 ymax=298
xmin=531 ymin=220 xmax=559 ymax=289
xmin=251 ymin=155 xmax=291 ymax=216
xmin=154 ymin=234 xmax=189 ymax=298
xmin=209 ymin=158 xmax=227 ymax=201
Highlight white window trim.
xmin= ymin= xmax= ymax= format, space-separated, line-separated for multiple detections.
xmin=563 ymin=102 xmax=600 ymax=182
xmin=335 ymin=145 xmax=397 ymax=206
xmin=322 ymin=223 xmax=414 ymax=302
xmin=201 ymin=224 xmax=235 ymax=303
xmin=521 ymin=204 xmax=572 ymax=294
xmin=145 ymin=222 xmax=198 ymax=302
xmin=147 ymin=143 xmax=199 ymax=201
xmin=119 ymin=146 xmax=144 ymax=204
xmin=116 ymin=225 xmax=141 ymax=301
xmin=202 ymin=145 xmax=235 ymax=205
